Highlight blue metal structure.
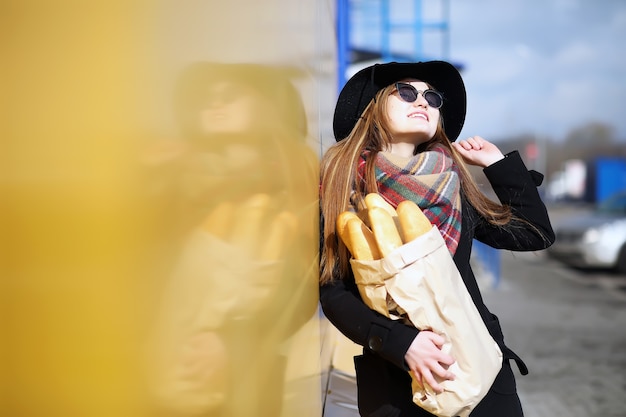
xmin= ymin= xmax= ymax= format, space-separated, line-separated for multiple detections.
xmin=336 ymin=0 xmax=351 ymax=92
xmin=472 ymin=240 xmax=502 ymax=289
xmin=337 ymin=0 xmax=453 ymax=88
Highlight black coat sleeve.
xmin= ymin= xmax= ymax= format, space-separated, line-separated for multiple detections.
xmin=473 ymin=150 xmax=555 ymax=250
xmin=319 ymin=276 xmax=419 ymax=371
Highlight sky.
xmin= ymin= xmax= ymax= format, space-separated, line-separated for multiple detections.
xmin=448 ymin=0 xmax=626 ymax=142
xmin=351 ymin=0 xmax=626 ymax=142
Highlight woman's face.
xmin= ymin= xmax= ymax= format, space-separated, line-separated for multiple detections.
xmin=384 ymin=79 xmax=440 ymax=146
xmin=198 ymin=80 xmax=268 ymax=135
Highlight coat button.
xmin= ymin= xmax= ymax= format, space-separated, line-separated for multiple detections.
xmin=368 ymin=336 xmax=383 ymax=352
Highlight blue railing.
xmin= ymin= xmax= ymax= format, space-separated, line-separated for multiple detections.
xmin=472 ymin=240 xmax=501 ymax=289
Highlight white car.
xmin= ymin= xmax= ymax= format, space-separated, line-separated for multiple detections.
xmin=548 ymin=191 xmax=626 ymax=274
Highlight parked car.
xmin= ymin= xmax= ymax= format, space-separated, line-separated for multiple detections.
xmin=548 ymin=190 xmax=626 ymax=273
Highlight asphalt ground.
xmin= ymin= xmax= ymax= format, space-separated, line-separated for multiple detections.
xmin=480 ymin=247 xmax=626 ymax=417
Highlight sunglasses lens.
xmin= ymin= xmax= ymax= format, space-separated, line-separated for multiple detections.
xmin=424 ymin=90 xmax=443 ymax=108
xmin=396 ymin=84 xmax=443 ymax=108
xmin=397 ymin=84 xmax=418 ymax=102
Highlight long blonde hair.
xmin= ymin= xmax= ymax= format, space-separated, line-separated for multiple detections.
xmin=319 ymin=84 xmax=512 ymax=284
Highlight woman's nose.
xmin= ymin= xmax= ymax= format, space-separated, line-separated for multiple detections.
xmin=205 ymin=93 xmax=229 ymax=107
xmin=413 ymin=92 xmax=428 ymax=107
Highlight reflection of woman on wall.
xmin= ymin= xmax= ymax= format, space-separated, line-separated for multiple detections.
xmin=170 ymin=63 xmax=314 ymax=225
xmin=147 ymin=62 xmax=319 ymax=417
xmin=319 ymin=61 xmax=555 ymax=417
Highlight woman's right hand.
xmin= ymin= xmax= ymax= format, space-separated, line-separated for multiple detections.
xmin=404 ymin=330 xmax=456 ymax=393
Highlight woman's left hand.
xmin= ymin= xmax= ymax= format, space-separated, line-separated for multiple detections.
xmin=451 ymin=136 xmax=504 ymax=168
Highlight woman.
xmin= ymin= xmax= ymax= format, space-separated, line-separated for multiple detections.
xmin=319 ymin=61 xmax=555 ymax=417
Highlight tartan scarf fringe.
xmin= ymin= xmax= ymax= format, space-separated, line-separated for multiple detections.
xmin=354 ymin=144 xmax=462 ymax=255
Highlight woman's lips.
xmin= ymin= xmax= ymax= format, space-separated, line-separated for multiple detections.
xmin=408 ymin=111 xmax=428 ymax=121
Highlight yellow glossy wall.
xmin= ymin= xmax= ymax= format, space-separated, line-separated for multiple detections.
xmin=2 ymin=1 xmax=335 ymax=416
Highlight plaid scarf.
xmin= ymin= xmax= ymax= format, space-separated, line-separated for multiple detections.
xmin=355 ymin=144 xmax=462 ymax=255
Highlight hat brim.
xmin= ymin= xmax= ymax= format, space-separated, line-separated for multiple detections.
xmin=333 ymin=61 xmax=466 ymax=142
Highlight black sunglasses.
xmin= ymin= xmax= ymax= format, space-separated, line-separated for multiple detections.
xmin=394 ymin=82 xmax=444 ymax=109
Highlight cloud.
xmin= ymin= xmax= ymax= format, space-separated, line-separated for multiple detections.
xmin=514 ymin=44 xmax=533 ymax=60
xmin=611 ymin=8 xmax=626 ymax=28
xmin=553 ymin=42 xmax=596 ymax=66
xmin=449 ymin=0 xmax=626 ymax=140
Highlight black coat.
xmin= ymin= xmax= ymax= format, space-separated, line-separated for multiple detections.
xmin=319 ymin=151 xmax=555 ymax=417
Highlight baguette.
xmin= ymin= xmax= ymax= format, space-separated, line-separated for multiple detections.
xmin=365 ymin=193 xmax=402 ymax=231
xmin=368 ymin=207 xmax=403 ymax=257
xmin=364 ymin=193 xmax=397 ymax=217
xmin=346 ymin=217 xmax=380 ymax=260
xmin=336 ymin=211 xmax=360 ymax=240
xmin=337 ymin=211 xmax=380 ymax=260
xmin=396 ymin=200 xmax=433 ymax=243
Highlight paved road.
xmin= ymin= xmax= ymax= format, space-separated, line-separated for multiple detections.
xmin=481 ymin=249 xmax=626 ymax=417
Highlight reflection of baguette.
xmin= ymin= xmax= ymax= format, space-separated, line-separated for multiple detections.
xmin=261 ymin=211 xmax=297 ymax=261
xmin=202 ymin=201 xmax=234 ymax=239
xmin=368 ymin=207 xmax=403 ymax=257
xmin=397 ymin=200 xmax=432 ymax=242
xmin=230 ymin=194 xmax=271 ymax=253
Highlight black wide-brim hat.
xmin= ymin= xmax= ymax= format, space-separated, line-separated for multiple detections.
xmin=333 ymin=61 xmax=466 ymax=142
